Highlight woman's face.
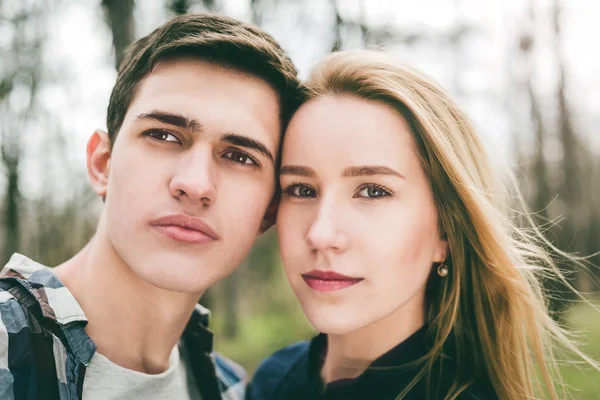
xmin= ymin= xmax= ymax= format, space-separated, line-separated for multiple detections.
xmin=277 ymin=95 xmax=447 ymax=335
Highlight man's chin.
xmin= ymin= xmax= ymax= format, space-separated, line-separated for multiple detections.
xmin=131 ymin=261 xmax=222 ymax=295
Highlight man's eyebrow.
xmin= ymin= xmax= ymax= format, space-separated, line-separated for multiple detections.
xmin=279 ymin=165 xmax=316 ymax=177
xmin=135 ymin=110 xmax=203 ymax=132
xmin=343 ymin=165 xmax=406 ymax=179
xmin=221 ymin=133 xmax=274 ymax=163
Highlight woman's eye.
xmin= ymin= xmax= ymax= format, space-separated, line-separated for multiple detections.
xmin=145 ymin=130 xmax=180 ymax=143
xmin=283 ymin=184 xmax=316 ymax=198
xmin=223 ymin=150 xmax=258 ymax=166
xmin=356 ymin=185 xmax=391 ymax=199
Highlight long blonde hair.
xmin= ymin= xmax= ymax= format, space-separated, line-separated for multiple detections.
xmin=301 ymin=50 xmax=598 ymax=400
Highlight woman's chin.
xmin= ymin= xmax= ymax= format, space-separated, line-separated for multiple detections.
xmin=302 ymin=306 xmax=366 ymax=336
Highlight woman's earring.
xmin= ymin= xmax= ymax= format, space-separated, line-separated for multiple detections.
xmin=437 ymin=261 xmax=449 ymax=277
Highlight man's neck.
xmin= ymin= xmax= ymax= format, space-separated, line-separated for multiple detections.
xmin=54 ymin=228 xmax=202 ymax=374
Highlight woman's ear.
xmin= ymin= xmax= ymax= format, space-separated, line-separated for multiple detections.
xmin=87 ymin=130 xmax=111 ymax=197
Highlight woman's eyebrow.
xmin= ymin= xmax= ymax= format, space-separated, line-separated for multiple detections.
xmin=279 ymin=165 xmax=316 ymax=177
xmin=343 ymin=165 xmax=406 ymax=179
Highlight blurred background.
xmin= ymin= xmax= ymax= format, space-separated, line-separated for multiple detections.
xmin=1 ymin=0 xmax=599 ymax=397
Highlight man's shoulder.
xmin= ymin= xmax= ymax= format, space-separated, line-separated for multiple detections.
xmin=246 ymin=340 xmax=311 ymax=400
xmin=0 ymin=253 xmax=88 ymax=326
xmin=0 ymin=284 xmax=31 ymax=338
xmin=0 ymin=275 xmax=49 ymax=396
xmin=0 ymin=253 xmax=94 ymax=371
xmin=0 ymin=254 xmax=44 ymax=341
xmin=1 ymin=253 xmax=51 ymax=279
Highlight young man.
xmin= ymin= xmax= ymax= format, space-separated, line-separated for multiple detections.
xmin=0 ymin=13 xmax=299 ymax=400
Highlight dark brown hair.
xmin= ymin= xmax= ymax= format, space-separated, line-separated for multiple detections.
xmin=106 ymin=13 xmax=300 ymax=145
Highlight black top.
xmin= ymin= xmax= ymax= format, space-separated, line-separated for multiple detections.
xmin=247 ymin=327 xmax=499 ymax=400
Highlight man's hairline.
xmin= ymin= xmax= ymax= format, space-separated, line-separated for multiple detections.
xmin=109 ymin=53 xmax=285 ymax=150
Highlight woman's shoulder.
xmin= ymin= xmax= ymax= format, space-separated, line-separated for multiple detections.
xmin=246 ymin=340 xmax=312 ymax=400
xmin=254 ymin=340 xmax=311 ymax=376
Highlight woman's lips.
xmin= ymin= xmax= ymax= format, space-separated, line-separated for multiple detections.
xmin=301 ymin=270 xmax=364 ymax=292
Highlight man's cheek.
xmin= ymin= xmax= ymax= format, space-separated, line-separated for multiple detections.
xmin=236 ymin=190 xmax=269 ymax=219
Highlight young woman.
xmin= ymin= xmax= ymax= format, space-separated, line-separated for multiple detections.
xmin=247 ymin=50 xmax=598 ymax=400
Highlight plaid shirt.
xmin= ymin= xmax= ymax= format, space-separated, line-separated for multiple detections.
xmin=0 ymin=253 xmax=245 ymax=400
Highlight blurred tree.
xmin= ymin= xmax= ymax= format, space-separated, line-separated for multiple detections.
xmin=222 ymin=266 xmax=239 ymax=338
xmin=1 ymin=131 xmax=20 ymax=264
xmin=520 ymin=1 xmax=572 ymax=318
xmin=329 ymin=0 xmax=476 ymax=67
xmin=0 ymin=1 xmax=45 ymax=264
xmin=553 ymin=0 xmax=580 ymax=209
xmin=250 ymin=0 xmax=262 ymax=25
xmin=521 ymin=3 xmax=551 ymax=223
xmin=329 ymin=0 xmax=343 ymax=52
xmin=201 ymin=0 xmax=216 ymax=11
xmin=168 ymin=0 xmax=216 ymax=14
xmin=23 ymin=185 xmax=99 ymax=269
xmin=169 ymin=0 xmax=191 ymax=14
xmin=101 ymin=0 xmax=135 ymax=69
xmin=550 ymin=0 xmax=599 ymax=294
xmin=0 ymin=0 xmax=100 ymax=270
xmin=511 ymin=0 xmax=600 ymax=316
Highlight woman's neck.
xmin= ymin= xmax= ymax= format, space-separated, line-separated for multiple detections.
xmin=320 ymin=296 xmax=426 ymax=384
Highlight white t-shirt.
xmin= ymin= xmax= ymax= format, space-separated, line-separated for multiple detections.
xmin=82 ymin=345 xmax=195 ymax=400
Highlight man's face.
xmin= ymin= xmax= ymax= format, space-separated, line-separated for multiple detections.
xmin=93 ymin=58 xmax=280 ymax=293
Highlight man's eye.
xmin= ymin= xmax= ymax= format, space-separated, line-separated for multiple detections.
xmin=145 ymin=130 xmax=180 ymax=143
xmin=355 ymin=184 xmax=392 ymax=199
xmin=223 ymin=150 xmax=258 ymax=166
xmin=282 ymin=184 xmax=316 ymax=198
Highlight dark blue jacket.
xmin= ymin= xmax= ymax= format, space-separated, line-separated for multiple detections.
xmin=247 ymin=328 xmax=498 ymax=400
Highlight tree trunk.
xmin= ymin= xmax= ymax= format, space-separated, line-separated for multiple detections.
xmin=528 ymin=76 xmax=550 ymax=219
xmin=222 ymin=267 xmax=239 ymax=339
xmin=1 ymin=2 xmax=44 ymax=263
xmin=3 ymin=160 xmax=19 ymax=262
xmin=101 ymin=0 xmax=136 ymax=70
xmin=169 ymin=0 xmax=190 ymax=15
xmin=329 ymin=0 xmax=343 ymax=52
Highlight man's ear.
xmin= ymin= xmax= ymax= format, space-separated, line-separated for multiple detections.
xmin=259 ymin=194 xmax=280 ymax=235
xmin=87 ymin=130 xmax=111 ymax=198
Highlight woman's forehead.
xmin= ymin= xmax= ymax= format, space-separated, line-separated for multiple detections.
xmin=281 ymin=95 xmax=421 ymax=175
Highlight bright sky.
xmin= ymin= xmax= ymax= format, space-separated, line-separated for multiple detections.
xmin=20 ymin=0 xmax=600 ymax=198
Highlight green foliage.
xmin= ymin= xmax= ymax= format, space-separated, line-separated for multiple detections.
xmin=559 ymin=299 xmax=600 ymax=399
xmin=212 ymin=241 xmax=316 ymax=373
xmin=213 ymin=309 xmax=315 ymax=374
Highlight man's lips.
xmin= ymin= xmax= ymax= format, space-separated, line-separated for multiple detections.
xmin=301 ymin=270 xmax=364 ymax=292
xmin=150 ymin=214 xmax=219 ymax=244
